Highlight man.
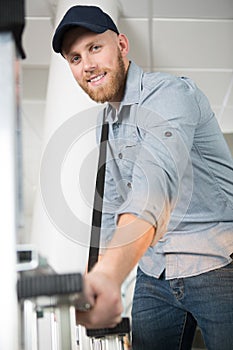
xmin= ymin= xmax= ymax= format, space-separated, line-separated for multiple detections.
xmin=52 ymin=5 xmax=233 ymax=349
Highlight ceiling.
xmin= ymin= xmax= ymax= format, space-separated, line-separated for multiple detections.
xmin=22 ymin=0 xmax=233 ymax=135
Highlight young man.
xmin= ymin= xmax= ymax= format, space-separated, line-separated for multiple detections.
xmin=52 ymin=5 xmax=233 ymax=349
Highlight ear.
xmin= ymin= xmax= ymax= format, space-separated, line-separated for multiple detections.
xmin=118 ymin=33 xmax=129 ymax=56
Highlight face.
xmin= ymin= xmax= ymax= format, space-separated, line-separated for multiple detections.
xmin=62 ymin=28 xmax=130 ymax=104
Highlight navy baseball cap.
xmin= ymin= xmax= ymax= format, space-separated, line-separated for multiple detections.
xmin=52 ymin=5 xmax=119 ymax=54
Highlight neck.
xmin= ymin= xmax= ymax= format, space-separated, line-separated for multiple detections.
xmin=109 ymin=101 xmax=121 ymax=110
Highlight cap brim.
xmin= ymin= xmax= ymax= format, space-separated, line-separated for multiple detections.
xmin=52 ymin=22 xmax=107 ymax=53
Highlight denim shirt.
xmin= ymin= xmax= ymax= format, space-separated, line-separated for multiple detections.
xmin=99 ymin=61 xmax=233 ymax=279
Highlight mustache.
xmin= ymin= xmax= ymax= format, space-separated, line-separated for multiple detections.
xmin=84 ymin=69 xmax=108 ymax=80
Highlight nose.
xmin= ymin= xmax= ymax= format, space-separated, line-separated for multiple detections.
xmin=83 ymin=54 xmax=96 ymax=72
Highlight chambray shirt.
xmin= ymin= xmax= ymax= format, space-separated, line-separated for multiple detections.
xmin=99 ymin=61 xmax=233 ymax=279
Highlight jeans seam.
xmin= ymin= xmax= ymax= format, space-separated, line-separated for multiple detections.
xmin=178 ymin=312 xmax=188 ymax=350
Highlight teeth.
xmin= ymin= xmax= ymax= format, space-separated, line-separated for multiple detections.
xmin=90 ymin=74 xmax=105 ymax=82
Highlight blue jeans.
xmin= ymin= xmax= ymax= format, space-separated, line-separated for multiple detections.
xmin=132 ymin=261 xmax=233 ymax=350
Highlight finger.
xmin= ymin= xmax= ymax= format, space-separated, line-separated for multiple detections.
xmin=76 ymin=308 xmax=122 ymax=329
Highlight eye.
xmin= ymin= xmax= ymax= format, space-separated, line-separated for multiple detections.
xmin=91 ymin=45 xmax=101 ymax=52
xmin=71 ymin=55 xmax=80 ymax=64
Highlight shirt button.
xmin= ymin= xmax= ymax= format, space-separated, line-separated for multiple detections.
xmin=127 ymin=182 xmax=132 ymax=189
xmin=164 ymin=131 xmax=172 ymax=137
xmin=118 ymin=152 xmax=123 ymax=159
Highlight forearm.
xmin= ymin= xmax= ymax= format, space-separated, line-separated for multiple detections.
xmin=92 ymin=213 xmax=155 ymax=285
xmin=76 ymin=214 xmax=155 ymax=328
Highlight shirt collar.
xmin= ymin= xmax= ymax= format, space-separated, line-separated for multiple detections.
xmin=121 ymin=61 xmax=143 ymax=106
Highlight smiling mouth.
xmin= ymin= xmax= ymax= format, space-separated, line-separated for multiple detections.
xmin=87 ymin=73 xmax=106 ymax=83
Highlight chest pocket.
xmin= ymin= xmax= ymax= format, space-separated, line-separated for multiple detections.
xmin=116 ymin=127 xmax=144 ymax=179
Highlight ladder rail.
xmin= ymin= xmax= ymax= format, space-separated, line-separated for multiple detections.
xmin=0 ymin=31 xmax=19 ymax=350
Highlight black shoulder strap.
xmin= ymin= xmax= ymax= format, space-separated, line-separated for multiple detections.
xmin=87 ymin=121 xmax=109 ymax=272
